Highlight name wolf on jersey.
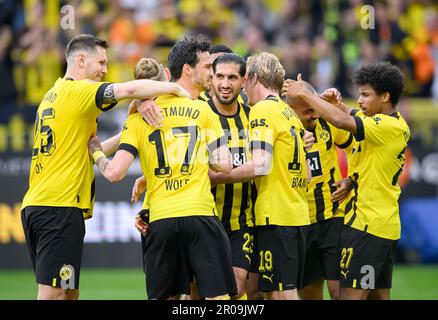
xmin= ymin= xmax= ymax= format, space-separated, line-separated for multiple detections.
xmin=165 ymin=178 xmax=190 ymax=191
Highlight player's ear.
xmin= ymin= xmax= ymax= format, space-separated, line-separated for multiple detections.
xmin=77 ymin=53 xmax=86 ymax=69
xmin=164 ymin=67 xmax=171 ymax=81
xmin=183 ymin=63 xmax=192 ymax=78
xmin=382 ymin=92 xmax=390 ymax=103
xmin=241 ymin=76 xmax=247 ymax=89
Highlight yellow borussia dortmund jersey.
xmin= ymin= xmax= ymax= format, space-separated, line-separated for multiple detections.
xmin=119 ymin=94 xmax=227 ymax=223
xmin=21 ymin=78 xmax=117 ymax=219
xmin=205 ymin=98 xmax=254 ymax=232
xmin=306 ymin=118 xmax=353 ymax=224
xmin=249 ymin=96 xmax=310 ymax=227
xmin=345 ymin=110 xmax=410 ymax=240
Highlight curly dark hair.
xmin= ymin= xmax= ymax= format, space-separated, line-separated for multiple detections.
xmin=353 ymin=62 xmax=405 ymax=106
xmin=168 ymin=35 xmax=211 ymax=81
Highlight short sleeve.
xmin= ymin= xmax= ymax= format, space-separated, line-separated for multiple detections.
xmin=71 ymin=80 xmax=118 ymax=113
xmin=333 ymin=126 xmax=354 ymax=149
xmin=119 ymin=114 xmax=140 ymax=158
xmin=352 ymin=113 xmax=399 ymax=145
xmin=248 ymin=102 xmax=275 ymax=153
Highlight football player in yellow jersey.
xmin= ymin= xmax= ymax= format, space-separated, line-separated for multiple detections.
xmin=20 ymin=34 xmax=190 ymax=300
xmin=200 ymin=53 xmax=254 ymax=300
xmin=199 ymin=44 xmax=248 ymax=106
xmin=88 ymin=36 xmax=238 ymax=300
xmin=211 ymin=52 xmax=311 ymax=300
xmin=287 ymin=82 xmax=353 ymax=300
xmin=282 ymin=62 xmax=409 ymax=300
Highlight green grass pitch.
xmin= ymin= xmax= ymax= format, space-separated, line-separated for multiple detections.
xmin=0 ymin=265 xmax=437 ymax=300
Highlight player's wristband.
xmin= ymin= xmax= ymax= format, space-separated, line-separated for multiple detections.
xmin=92 ymin=150 xmax=105 ymax=163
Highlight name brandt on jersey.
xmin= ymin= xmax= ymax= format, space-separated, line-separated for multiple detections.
xmin=291 ymin=177 xmax=306 ymax=188
xmin=165 ymin=178 xmax=190 ymax=191
xmin=162 ymin=106 xmax=200 ymax=119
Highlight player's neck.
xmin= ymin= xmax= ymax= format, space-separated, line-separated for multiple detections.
xmin=176 ymin=78 xmax=200 ymax=99
xmin=212 ymin=95 xmax=238 ymax=116
xmin=64 ymin=68 xmax=86 ymax=81
xmin=259 ymin=87 xmax=278 ymax=101
xmin=381 ymin=103 xmax=397 ymax=116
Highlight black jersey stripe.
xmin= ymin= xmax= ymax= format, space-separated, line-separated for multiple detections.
xmin=242 ymin=102 xmax=250 ymax=118
xmin=314 ymin=182 xmax=325 ymax=222
xmin=221 ymin=183 xmax=234 ymax=231
xmin=336 ymin=132 xmax=353 ymax=149
xmin=234 ymin=113 xmax=247 ymax=140
xmin=328 ymin=167 xmax=339 ymax=214
xmin=353 ymin=116 xmax=365 ymax=141
xmin=319 ymin=118 xmax=332 ymax=150
xmin=211 ymin=186 xmax=217 ymax=201
xmin=238 ymin=181 xmax=250 ymax=229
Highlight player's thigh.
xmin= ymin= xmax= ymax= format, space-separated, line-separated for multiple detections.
xmin=145 ymin=218 xmax=189 ymax=299
xmin=301 ymin=223 xmax=324 ymax=288
xmin=319 ymin=217 xmax=343 ymax=281
xmin=256 ymin=225 xmax=306 ymax=293
xmin=339 ymin=225 xmax=396 ymax=290
xmin=228 ymin=227 xmax=255 ymax=271
xmin=23 ymin=206 xmax=85 ymax=289
xmin=184 ymin=216 xmax=237 ymax=299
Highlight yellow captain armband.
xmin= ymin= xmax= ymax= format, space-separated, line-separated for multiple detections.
xmin=92 ymin=150 xmax=105 ymax=163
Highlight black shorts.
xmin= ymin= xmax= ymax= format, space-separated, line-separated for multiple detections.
xmin=144 ymin=215 xmax=237 ymax=299
xmin=21 ymin=206 xmax=85 ymax=289
xmin=228 ymin=227 xmax=255 ymax=271
xmin=248 ymin=231 xmax=259 ymax=274
xmin=339 ymin=225 xmax=397 ymax=289
xmin=256 ymin=225 xmax=307 ymax=292
xmin=302 ymin=217 xmax=343 ymax=287
xmin=139 ymin=209 xmax=150 ymax=274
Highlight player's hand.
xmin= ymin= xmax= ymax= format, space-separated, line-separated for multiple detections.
xmin=208 ymin=169 xmax=219 ymax=188
xmin=88 ymin=135 xmax=102 ymax=155
xmin=138 ymin=99 xmax=163 ymax=128
xmin=135 ymin=211 xmax=149 ymax=236
xmin=131 ymin=175 xmax=147 ymax=203
xmin=303 ymin=130 xmax=315 ymax=151
xmin=127 ymin=99 xmax=140 ymax=115
xmin=331 ymin=177 xmax=353 ymax=203
xmin=320 ymin=88 xmax=342 ymax=107
xmin=281 ymin=74 xmax=307 ymax=98
xmin=208 ymin=169 xmax=228 ymax=187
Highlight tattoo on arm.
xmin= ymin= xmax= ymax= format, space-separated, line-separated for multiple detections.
xmin=96 ymin=157 xmax=109 ymax=175
xmin=102 ymin=84 xmax=118 ymax=104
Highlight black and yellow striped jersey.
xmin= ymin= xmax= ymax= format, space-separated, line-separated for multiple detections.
xmin=119 ymin=94 xmax=227 ymax=223
xmin=344 ymin=110 xmax=410 ymax=240
xmin=21 ymin=78 xmax=117 ymax=219
xmin=306 ymin=118 xmax=353 ymax=224
xmin=249 ymin=96 xmax=310 ymax=227
xmin=205 ymin=97 xmax=254 ymax=232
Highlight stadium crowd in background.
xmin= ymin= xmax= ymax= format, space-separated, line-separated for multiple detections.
xmin=0 ymin=1 xmax=436 ymax=155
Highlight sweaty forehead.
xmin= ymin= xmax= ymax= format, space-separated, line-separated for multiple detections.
xmin=215 ymin=62 xmax=240 ymax=75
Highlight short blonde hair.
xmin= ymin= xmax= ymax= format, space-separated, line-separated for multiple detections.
xmin=246 ymin=52 xmax=285 ymax=93
xmin=134 ymin=58 xmax=166 ymax=81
